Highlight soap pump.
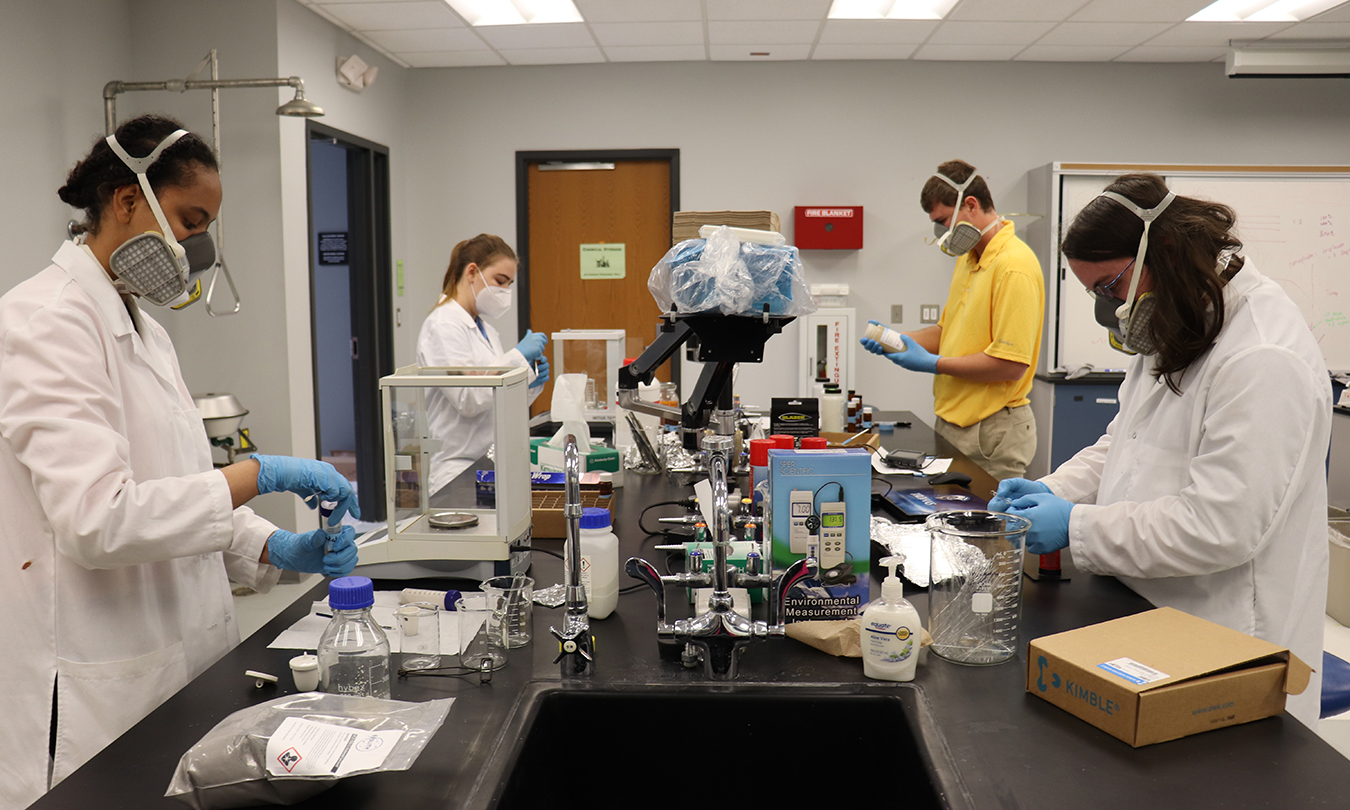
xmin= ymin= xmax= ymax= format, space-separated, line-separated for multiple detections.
xmin=860 ymin=555 xmax=923 ymax=682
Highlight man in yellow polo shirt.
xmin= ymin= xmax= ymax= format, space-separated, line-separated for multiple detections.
xmin=861 ymin=160 xmax=1044 ymax=481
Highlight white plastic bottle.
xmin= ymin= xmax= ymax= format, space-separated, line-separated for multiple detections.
xmin=564 ymin=507 xmax=619 ymax=619
xmin=860 ymin=556 xmax=923 ymax=682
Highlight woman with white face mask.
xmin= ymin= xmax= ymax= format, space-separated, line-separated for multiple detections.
xmin=0 ymin=114 xmax=361 ymax=810
xmin=416 ymin=234 xmax=547 ymax=492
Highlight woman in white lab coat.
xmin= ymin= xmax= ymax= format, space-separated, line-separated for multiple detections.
xmin=0 ymin=115 xmax=362 ymax=809
xmin=990 ymin=174 xmax=1331 ymax=727
xmin=416 ymin=234 xmax=548 ymax=493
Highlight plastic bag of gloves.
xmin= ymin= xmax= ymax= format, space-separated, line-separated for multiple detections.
xmin=647 ymin=225 xmax=816 ymax=317
xmin=164 ymin=692 xmax=453 ymax=809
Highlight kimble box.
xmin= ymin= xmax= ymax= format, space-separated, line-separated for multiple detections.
xmin=1027 ymin=607 xmax=1311 ymax=747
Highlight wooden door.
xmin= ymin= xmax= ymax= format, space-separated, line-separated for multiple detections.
xmin=525 ymin=160 xmax=672 ymax=415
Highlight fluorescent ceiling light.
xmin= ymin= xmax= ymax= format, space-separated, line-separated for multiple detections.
xmin=1188 ymin=0 xmax=1346 ymax=22
xmin=444 ymin=0 xmax=583 ymax=26
xmin=828 ymin=0 xmax=960 ymax=21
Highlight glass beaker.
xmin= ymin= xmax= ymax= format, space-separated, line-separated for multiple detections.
xmin=926 ymin=510 xmax=1030 ymax=666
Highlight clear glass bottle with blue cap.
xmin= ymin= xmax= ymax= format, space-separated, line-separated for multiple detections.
xmin=317 ymin=575 xmax=392 ymax=698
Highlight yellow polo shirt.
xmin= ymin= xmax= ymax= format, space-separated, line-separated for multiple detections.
xmin=933 ymin=220 xmax=1044 ymax=428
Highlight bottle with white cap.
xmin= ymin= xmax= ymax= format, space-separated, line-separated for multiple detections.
xmin=564 ymin=507 xmax=619 ymax=619
xmin=859 ymin=556 xmax=922 ymax=682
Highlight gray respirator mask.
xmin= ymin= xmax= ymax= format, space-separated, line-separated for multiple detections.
xmin=105 ymin=130 xmax=217 ymax=308
xmin=927 ymin=166 xmax=1002 ymax=257
xmin=1090 ymin=189 xmax=1176 ymax=356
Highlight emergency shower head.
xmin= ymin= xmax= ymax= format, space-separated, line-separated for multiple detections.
xmin=276 ymin=87 xmax=324 ymax=117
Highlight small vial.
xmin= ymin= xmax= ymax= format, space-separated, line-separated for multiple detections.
xmin=862 ymin=406 xmax=874 ymax=430
xmin=319 ymin=499 xmax=342 ymax=537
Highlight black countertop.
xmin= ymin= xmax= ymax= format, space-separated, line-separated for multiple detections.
xmin=35 ymin=413 xmax=1350 ymax=809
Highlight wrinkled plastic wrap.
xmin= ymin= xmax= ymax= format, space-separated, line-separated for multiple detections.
xmin=164 ymin=693 xmax=453 ymax=809
xmin=648 ymin=226 xmax=816 ymax=317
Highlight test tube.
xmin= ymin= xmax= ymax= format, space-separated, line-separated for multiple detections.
xmin=319 ymin=499 xmax=342 ymax=540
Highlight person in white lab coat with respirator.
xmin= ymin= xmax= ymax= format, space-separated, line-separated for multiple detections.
xmin=989 ymin=173 xmax=1331 ymax=728
xmin=0 ymin=114 xmax=362 ymax=810
xmin=416 ymin=234 xmax=547 ymax=493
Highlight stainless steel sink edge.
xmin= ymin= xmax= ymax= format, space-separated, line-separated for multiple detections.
xmin=462 ymin=680 xmax=975 ymax=810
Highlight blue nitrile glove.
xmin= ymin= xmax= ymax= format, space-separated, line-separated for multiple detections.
xmin=267 ymin=525 xmax=359 ymax=577
xmin=1003 ymin=492 xmax=1074 ymax=555
xmin=253 ymin=454 xmax=360 ymax=522
xmin=860 ymin=334 xmax=941 ymax=374
xmin=516 ymin=329 xmax=548 ymax=364
xmin=530 ymin=357 xmax=550 ymax=389
xmin=988 ymin=478 xmax=1053 ymax=512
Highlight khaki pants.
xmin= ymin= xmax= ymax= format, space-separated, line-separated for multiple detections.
xmin=935 ymin=404 xmax=1036 ymax=483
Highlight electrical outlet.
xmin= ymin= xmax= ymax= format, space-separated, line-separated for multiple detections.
xmin=920 ymin=304 xmax=940 ymax=324
xmin=890 ymin=304 xmax=903 ymax=323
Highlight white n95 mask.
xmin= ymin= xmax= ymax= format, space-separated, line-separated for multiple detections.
xmin=474 ymin=275 xmax=513 ymax=319
xmin=1093 ymin=189 xmax=1176 ymax=355
xmin=104 ymin=130 xmax=217 ymax=307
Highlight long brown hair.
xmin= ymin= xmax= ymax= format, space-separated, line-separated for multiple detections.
xmin=437 ymin=234 xmax=516 ymax=306
xmin=1061 ymin=173 xmax=1241 ymax=393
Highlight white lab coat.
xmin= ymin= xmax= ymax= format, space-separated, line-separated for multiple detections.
xmin=1041 ymin=261 xmax=1331 ymax=728
xmin=0 ymin=242 xmax=280 ymax=810
xmin=415 ymin=298 xmax=540 ymax=493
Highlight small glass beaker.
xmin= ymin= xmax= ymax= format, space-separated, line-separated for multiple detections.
xmin=396 ymin=602 xmax=441 ymax=672
xmin=926 ymin=510 xmax=1030 ymax=666
xmin=456 ymin=593 xmax=507 ymax=672
xmin=482 ymin=575 xmax=534 ymax=648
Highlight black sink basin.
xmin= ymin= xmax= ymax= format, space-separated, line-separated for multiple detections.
xmin=478 ymin=683 xmax=971 ymax=810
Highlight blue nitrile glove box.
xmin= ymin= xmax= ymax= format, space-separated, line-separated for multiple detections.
xmin=768 ymin=448 xmax=872 ymax=623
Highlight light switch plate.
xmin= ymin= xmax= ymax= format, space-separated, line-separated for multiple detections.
xmin=920 ymin=304 xmax=940 ymax=324
xmin=890 ymin=304 xmax=903 ymax=323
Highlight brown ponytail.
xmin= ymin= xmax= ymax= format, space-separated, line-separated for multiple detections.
xmin=438 ymin=234 xmax=517 ymax=306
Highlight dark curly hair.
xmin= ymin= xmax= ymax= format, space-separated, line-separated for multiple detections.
xmin=1061 ymin=173 xmax=1242 ymax=393
xmin=58 ymin=114 xmax=218 ymax=236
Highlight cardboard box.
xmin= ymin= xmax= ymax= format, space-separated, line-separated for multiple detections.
xmin=530 ymin=438 xmax=619 ymax=473
xmin=1027 ymin=607 xmax=1311 ymax=747
xmin=530 ymin=489 xmax=613 ymax=539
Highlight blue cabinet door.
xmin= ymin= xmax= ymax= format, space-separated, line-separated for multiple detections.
xmin=1052 ymin=383 xmax=1121 ymax=469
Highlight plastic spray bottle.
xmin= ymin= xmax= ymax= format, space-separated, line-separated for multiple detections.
xmin=859 ymin=556 xmax=922 ymax=682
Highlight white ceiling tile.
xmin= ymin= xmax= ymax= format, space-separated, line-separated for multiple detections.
xmin=1262 ymin=21 xmax=1350 ymax=38
xmin=1069 ymin=0 xmax=1213 ymax=23
xmin=307 ymin=0 xmax=435 ymax=4
xmin=475 ymin=22 xmax=597 ymax=49
xmin=1114 ymin=45 xmax=1228 ymax=62
xmin=603 ymin=44 xmax=709 ymax=61
xmin=1015 ymin=44 xmax=1131 ymax=60
xmin=317 ymin=1 xmax=461 ymax=31
xmin=709 ymin=43 xmax=814 ymax=59
xmin=949 ymin=0 xmax=1092 ymax=22
xmin=812 ymin=42 xmax=920 ymax=59
xmin=913 ymin=43 xmax=1025 ymax=59
xmin=927 ymin=20 xmax=1057 ymax=45
xmin=1309 ymin=2 xmax=1350 ymax=22
xmin=363 ymin=27 xmax=487 ymax=51
xmin=1036 ymin=21 xmax=1174 ymax=46
xmin=1145 ymin=21 xmax=1295 ymax=46
xmin=708 ymin=20 xmax=822 ymax=44
xmin=573 ymin=0 xmax=702 ymax=22
xmin=499 ymin=47 xmax=607 ymax=64
xmin=706 ymin=0 xmax=831 ymax=21
xmin=818 ymin=19 xmax=939 ymax=43
xmin=397 ymin=50 xmax=507 ymax=66
xmin=589 ymin=21 xmax=704 ymax=46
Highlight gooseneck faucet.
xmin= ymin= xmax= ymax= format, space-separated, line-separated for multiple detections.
xmin=549 ymin=435 xmax=594 ymax=676
xmin=626 ymin=434 xmax=814 ymax=680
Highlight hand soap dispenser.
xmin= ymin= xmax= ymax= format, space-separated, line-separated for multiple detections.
xmin=860 ymin=556 xmax=922 ymax=682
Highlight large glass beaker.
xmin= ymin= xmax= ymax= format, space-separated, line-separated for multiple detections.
xmin=926 ymin=510 xmax=1030 ymax=666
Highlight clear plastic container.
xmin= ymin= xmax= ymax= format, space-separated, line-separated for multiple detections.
xmin=926 ymin=511 xmax=1030 ymax=666
xmin=317 ymin=576 xmax=392 ymax=698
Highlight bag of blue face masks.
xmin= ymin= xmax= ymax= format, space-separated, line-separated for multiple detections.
xmin=647 ymin=226 xmax=816 ymax=317
xmin=164 ymin=692 xmax=452 ymax=808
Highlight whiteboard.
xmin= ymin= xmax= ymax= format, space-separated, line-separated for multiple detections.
xmin=1054 ymin=170 xmax=1350 ymax=373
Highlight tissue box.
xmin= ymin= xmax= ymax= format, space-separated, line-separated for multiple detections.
xmin=1027 ymin=607 xmax=1311 ymax=747
xmin=530 ymin=438 xmax=619 ymax=473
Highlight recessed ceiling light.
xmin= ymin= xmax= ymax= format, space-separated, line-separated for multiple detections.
xmin=827 ymin=0 xmax=960 ymax=20
xmin=1187 ymin=0 xmax=1346 ymax=22
xmin=444 ymin=0 xmax=583 ymax=26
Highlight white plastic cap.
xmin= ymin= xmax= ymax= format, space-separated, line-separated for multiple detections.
xmin=879 ymin=555 xmax=905 ymax=602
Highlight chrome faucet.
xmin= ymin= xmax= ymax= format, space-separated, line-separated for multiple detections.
xmin=549 ymin=435 xmax=594 ymax=676
xmin=626 ymin=434 xmax=814 ymax=680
